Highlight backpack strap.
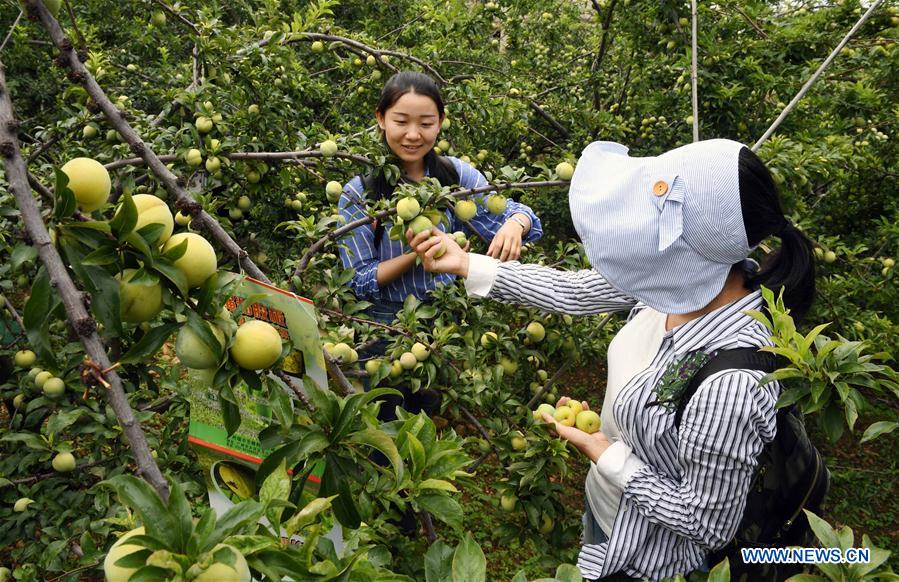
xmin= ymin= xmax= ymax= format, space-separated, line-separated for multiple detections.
xmin=673 ymin=348 xmax=779 ymax=429
xmin=360 ymin=156 xmax=461 ymax=248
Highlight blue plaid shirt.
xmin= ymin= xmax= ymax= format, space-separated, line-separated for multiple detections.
xmin=338 ymin=156 xmax=543 ymax=303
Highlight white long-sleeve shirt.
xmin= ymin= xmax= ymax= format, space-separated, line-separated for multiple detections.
xmin=465 ymin=255 xmax=779 ymax=581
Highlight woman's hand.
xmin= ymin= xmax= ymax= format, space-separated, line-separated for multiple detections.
xmin=487 ymin=217 xmax=526 ymax=261
xmin=541 ymin=397 xmax=610 ymax=463
xmin=406 ymin=228 xmax=470 ymax=277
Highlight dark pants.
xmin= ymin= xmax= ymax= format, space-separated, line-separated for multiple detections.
xmin=361 ymin=299 xmax=442 ymax=423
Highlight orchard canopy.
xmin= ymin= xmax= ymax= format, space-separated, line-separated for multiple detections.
xmin=0 ymin=0 xmax=897 ymax=581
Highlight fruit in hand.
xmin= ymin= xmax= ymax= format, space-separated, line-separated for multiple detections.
xmin=103 ymin=527 xmax=146 ymax=582
xmin=555 ymin=161 xmax=575 ymax=180
xmin=14 ymin=350 xmax=36 ymax=367
xmin=486 ymin=194 xmax=507 ymax=215
xmin=552 ymin=405 xmax=576 ymax=427
xmin=575 ymin=410 xmax=601 ymax=434
xmin=408 ymin=215 xmax=433 ymax=235
xmin=566 ymin=400 xmax=584 ymax=416
xmin=162 ymin=233 xmax=218 ymax=288
xmin=61 ymin=157 xmax=111 ymax=212
xmin=532 ymin=403 xmax=555 ymax=422
xmin=230 ymin=320 xmax=283 ymax=370
xmin=396 ymin=197 xmax=421 ymax=220
xmin=52 ymin=452 xmax=76 ymax=472
xmin=454 ymin=199 xmax=477 ymax=221
xmin=130 ymin=194 xmax=175 ymax=244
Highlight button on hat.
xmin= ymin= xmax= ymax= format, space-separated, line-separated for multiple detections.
xmin=568 ymin=139 xmax=750 ymax=314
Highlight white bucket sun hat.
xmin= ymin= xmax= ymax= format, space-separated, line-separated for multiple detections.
xmin=568 ymin=139 xmax=751 ymax=314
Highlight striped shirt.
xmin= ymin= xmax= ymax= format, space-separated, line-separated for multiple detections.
xmin=337 ymin=157 xmax=543 ymax=303
xmin=467 ymin=258 xmax=779 ymax=581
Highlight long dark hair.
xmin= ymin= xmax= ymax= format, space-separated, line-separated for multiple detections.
xmin=368 ymin=71 xmax=455 ymax=199
xmin=738 ymin=147 xmax=816 ymax=321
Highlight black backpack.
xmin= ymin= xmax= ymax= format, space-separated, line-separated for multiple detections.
xmin=673 ymin=348 xmax=831 ymax=582
xmin=359 ymin=156 xmax=460 ymax=247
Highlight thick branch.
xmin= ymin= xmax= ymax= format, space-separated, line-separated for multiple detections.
xmin=0 ymin=56 xmax=170 ymax=502
xmin=691 ymin=0 xmax=699 ymax=142
xmin=526 ymin=98 xmax=570 ymax=139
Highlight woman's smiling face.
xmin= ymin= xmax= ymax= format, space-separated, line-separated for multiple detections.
xmin=376 ymin=90 xmax=443 ymax=170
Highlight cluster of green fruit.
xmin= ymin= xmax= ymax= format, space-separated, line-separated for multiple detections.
xmin=814 ymin=247 xmax=838 ymax=264
xmin=323 ymin=341 xmax=359 ymax=364
xmin=13 ymin=350 xmax=66 ymax=399
xmin=532 ymin=399 xmax=601 ymax=434
xmin=365 ymin=341 xmax=431 ymax=377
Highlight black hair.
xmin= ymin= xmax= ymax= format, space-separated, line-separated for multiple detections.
xmin=738 ymin=147 xmax=816 ymax=321
xmin=368 ymin=71 xmax=455 ymax=200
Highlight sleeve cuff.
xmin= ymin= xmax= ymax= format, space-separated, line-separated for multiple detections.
xmin=594 ymin=441 xmax=646 ymax=490
xmin=464 ymin=253 xmax=500 ymax=297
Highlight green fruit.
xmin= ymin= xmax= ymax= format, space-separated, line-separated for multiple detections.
xmin=205 ymin=156 xmax=221 ymax=173
xmin=500 ymin=494 xmax=518 ymax=512
xmin=325 ymin=181 xmax=343 ymax=203
xmin=229 ymin=208 xmax=243 ymax=220
xmin=823 ymin=251 xmax=836 ymax=264
xmin=536 ymin=369 xmax=549 ymax=382
xmin=500 ymin=356 xmax=518 ymax=375
xmin=13 ymin=498 xmax=34 ymax=512
xmin=175 ymin=211 xmax=191 ymax=226
xmin=230 ymin=320 xmax=283 ymax=370
xmin=34 ymin=370 xmax=53 ymax=388
xmin=433 ymin=240 xmax=447 ymax=258
xmin=42 ymin=377 xmax=65 ymax=397
xmin=480 ymin=331 xmax=498 ymax=347
xmin=454 ymin=199 xmax=477 ymax=221
xmin=365 ymin=359 xmax=381 ymax=375
xmin=539 ymin=514 xmax=554 ymax=534
xmin=151 ymin=10 xmax=166 ymax=26
xmin=396 ymin=197 xmax=421 ymax=221
xmin=194 ymin=544 xmax=251 ymax=582
xmin=247 ymin=104 xmax=260 ymax=115
xmin=511 ymin=433 xmax=527 ymax=451
xmin=12 ymin=394 xmax=25 ymax=408
xmin=408 ymin=215 xmax=433 ymax=235
xmin=532 ymin=403 xmax=555 ymax=422
xmin=176 ymin=322 xmax=225 ymax=369
xmin=486 ymin=195 xmax=507 ymax=215
xmin=162 ymin=233 xmax=218 ymax=288
xmin=555 ymin=161 xmax=575 ymax=180
xmin=61 ymin=157 xmax=111 ymax=212
xmin=319 ymin=140 xmax=338 ymax=157
xmin=882 ymin=258 xmax=895 ymax=268
xmin=14 ymin=350 xmax=36 ymax=367
xmin=118 ymin=269 xmax=164 ymax=324
xmin=526 ymin=321 xmax=545 ymax=343
xmin=27 ymin=367 xmax=42 ymax=379
xmin=575 ymin=410 xmax=601 ymax=434
xmin=453 ymin=231 xmax=468 ymax=246
xmin=246 ymin=170 xmax=261 ymax=184
xmin=130 ymin=194 xmax=175 ymax=244
xmin=311 ymin=41 xmax=325 ymax=53
xmin=103 ymin=527 xmax=146 ymax=582
xmin=82 ymin=125 xmax=99 ymax=139
xmin=366 ymin=54 xmax=377 ymax=66
xmin=390 ymin=359 xmax=403 ymax=377
xmin=399 ymin=352 xmax=418 ymax=370
xmin=328 ymin=342 xmax=358 ymax=364
xmin=52 ymin=451 xmax=76 ymax=472
xmin=237 ymin=196 xmax=252 ymax=210
xmin=195 ymin=116 xmax=214 ymax=134
xmin=185 ymin=148 xmax=203 ymax=167
xmin=553 ymin=405 xmax=576 ymax=427
xmin=411 ymin=342 xmax=431 ymax=361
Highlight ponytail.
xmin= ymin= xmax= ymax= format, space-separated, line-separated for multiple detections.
xmin=738 ymin=148 xmax=816 ymax=322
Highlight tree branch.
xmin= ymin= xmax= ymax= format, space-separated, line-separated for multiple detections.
xmin=150 ymin=0 xmax=200 ymax=35
xmin=691 ymin=0 xmax=699 ymax=142
xmin=0 ymin=55 xmax=170 ymax=502
xmin=0 ymin=10 xmax=23 ymax=54
xmin=526 ymin=98 xmax=570 ymax=139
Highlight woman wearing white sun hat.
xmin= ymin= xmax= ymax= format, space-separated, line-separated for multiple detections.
xmin=407 ymin=139 xmax=817 ymax=581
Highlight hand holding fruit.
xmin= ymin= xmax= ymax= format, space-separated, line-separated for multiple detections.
xmin=486 ymin=216 xmax=527 ymax=261
xmin=539 ymin=397 xmax=609 ymax=462
xmin=406 ymin=228 xmax=469 ymax=277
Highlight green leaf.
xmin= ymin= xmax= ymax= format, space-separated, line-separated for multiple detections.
xmin=424 ymin=540 xmax=454 ymax=582
xmin=261 ymin=458 xmax=291 ymax=529
xmin=53 ymin=168 xmax=77 ymax=219
xmin=860 ymin=421 xmax=898 ymax=443
xmin=348 ymin=428 xmax=404 ymax=483
xmin=406 ymin=432 xmax=426 ymax=480
xmin=22 ymin=266 xmax=60 ymax=368
xmin=418 ymin=479 xmax=458 ymax=493
xmin=417 ymin=494 xmax=463 ymax=531
xmin=451 ymin=533 xmax=486 ymax=582
xmin=121 ymin=323 xmax=181 ymax=364
xmin=202 ymin=500 xmax=264 ymax=553
xmin=161 ymin=236 xmax=188 ymax=262
xmin=87 ymin=265 xmax=124 ymax=339
xmin=153 ymin=258 xmax=189 ymax=298
xmin=137 ymin=223 xmax=166 ymax=247
xmin=221 ymin=535 xmax=276 ymax=557
xmin=194 ymin=272 xmax=219 ymax=317
xmin=10 ymin=243 xmax=38 ymax=270
xmin=803 ymin=510 xmax=840 ymax=549
xmin=320 ymin=461 xmax=361 ymax=529
xmin=331 ymin=388 xmax=402 ymax=443
xmin=283 ymin=495 xmax=337 ymax=536
xmin=707 ymin=556 xmax=731 ymax=582
xmin=80 ymin=243 xmax=119 ymax=266
xmin=110 ymin=190 xmax=138 ymax=240
xmin=167 ymin=480 xmax=194 ymax=552
xmin=100 ymin=475 xmax=176 ymax=543
xmin=554 ymin=564 xmax=583 ymax=582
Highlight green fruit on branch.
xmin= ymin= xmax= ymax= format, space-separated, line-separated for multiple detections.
xmin=408 ymin=215 xmax=433 ymax=235
xmin=129 ymin=194 xmax=174 ymax=244
xmin=311 ymin=41 xmax=325 ymax=52
xmin=162 ymin=233 xmax=218 ymax=288
xmin=325 ymin=181 xmax=343 ymax=203
xmin=510 ymin=432 xmax=527 ymax=451
xmin=52 ymin=452 xmax=76 ymax=472
xmin=246 ymin=170 xmax=261 ymax=184
xmin=575 ymin=410 xmax=601 ymax=434
xmin=230 ymin=320 xmax=283 ymax=370
xmin=27 ymin=367 xmax=42 ymax=379
xmin=176 ymin=322 xmax=225 ymax=369
xmin=536 ymin=369 xmax=549 ymax=382
xmin=411 ymin=342 xmax=431 ymax=361
xmin=539 ymin=514 xmax=554 ymax=534
xmin=205 ymin=156 xmax=222 ymax=173
xmin=237 ymin=196 xmax=252 ymax=210
xmin=487 ymin=195 xmax=507 ymax=215
xmin=525 ymin=321 xmax=545 ymax=343
xmin=453 ymin=231 xmax=468 ymax=246
xmin=365 ymin=359 xmax=381 ymax=375
xmin=399 ymin=351 xmax=418 ymax=370
xmin=82 ymin=124 xmax=99 ymax=139
xmin=195 ymin=116 xmax=214 ymax=134
xmin=500 ymin=356 xmax=518 ymax=375
xmin=228 ymin=208 xmax=243 ymax=220
xmin=454 ymin=199 xmax=477 ymax=221
xmin=532 ymin=403 xmax=555 ymax=422
xmin=13 ymin=498 xmax=34 ymax=512
xmin=194 ymin=544 xmax=251 ymax=582
xmin=823 ymin=250 xmax=837 ymax=263
xmin=328 ymin=342 xmax=358 ymax=364
xmin=396 ymin=197 xmax=421 ymax=221
xmin=42 ymin=377 xmax=65 ymax=397
xmin=319 ymin=140 xmax=338 ymax=157
xmin=366 ymin=54 xmax=377 ymax=66
xmin=151 ymin=10 xmax=166 ymax=26
xmin=34 ymin=370 xmax=53 ymax=388
xmin=12 ymin=394 xmax=25 ymax=408
xmin=555 ymin=161 xmax=575 ymax=180
xmin=61 ymin=157 xmax=111 ymax=212
xmin=390 ymin=359 xmax=403 ymax=377
xmin=480 ymin=331 xmax=498 ymax=347
xmin=103 ymin=527 xmax=146 ymax=582
xmin=290 ymin=199 xmax=303 ymax=211
xmin=500 ymin=494 xmax=518 ymax=512
xmin=185 ymin=148 xmax=203 ymax=167
xmin=552 ymin=405 xmax=576 ymax=427
xmin=175 ymin=211 xmax=191 ymax=226
xmin=14 ymin=350 xmax=36 ymax=367
xmin=247 ymin=104 xmax=260 ymax=115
